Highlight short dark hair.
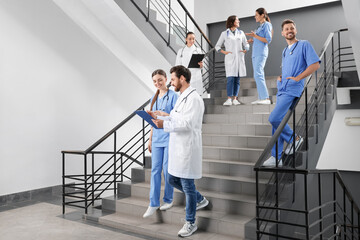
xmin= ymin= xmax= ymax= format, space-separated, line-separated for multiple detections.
xmin=281 ymin=19 xmax=296 ymax=30
xmin=226 ymin=15 xmax=238 ymax=29
xmin=170 ymin=65 xmax=191 ymax=83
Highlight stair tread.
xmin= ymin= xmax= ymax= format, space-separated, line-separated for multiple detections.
xmin=203 ymin=133 xmax=271 ymax=138
xmin=132 ymin=181 xmax=257 ymax=203
xmin=203 ymin=145 xmax=264 ymax=151
xmin=202 ymin=173 xmax=267 ymax=184
xmin=99 ymin=211 xmax=245 ymax=240
xmin=203 ymin=158 xmax=255 ymax=166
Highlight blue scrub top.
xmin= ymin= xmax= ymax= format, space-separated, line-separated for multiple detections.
xmin=252 ymin=21 xmax=272 ymax=58
xmin=150 ymin=89 xmax=178 ymax=147
xmin=278 ymin=40 xmax=321 ymax=97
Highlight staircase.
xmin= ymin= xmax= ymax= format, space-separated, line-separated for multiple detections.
xmin=80 ymin=74 xmax=315 ymax=239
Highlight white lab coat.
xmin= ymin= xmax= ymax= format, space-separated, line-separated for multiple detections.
xmin=215 ymin=29 xmax=249 ymax=77
xmin=161 ymin=86 xmax=204 ymax=179
xmin=175 ymin=45 xmax=203 ymax=96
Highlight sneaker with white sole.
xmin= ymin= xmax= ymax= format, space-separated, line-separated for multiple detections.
xmin=159 ymin=202 xmax=173 ymax=211
xmin=178 ymin=221 xmax=198 ymax=237
xmin=142 ymin=206 xmax=158 ymax=218
xmin=263 ymin=156 xmax=283 ymax=167
xmin=251 ymin=99 xmax=260 ymax=105
xmin=257 ymin=99 xmax=271 ymax=105
xmin=232 ymin=99 xmax=241 ymax=105
xmin=223 ymin=99 xmax=232 ymax=105
xmin=196 ymin=197 xmax=209 ymax=210
xmin=284 ymin=136 xmax=304 ymax=155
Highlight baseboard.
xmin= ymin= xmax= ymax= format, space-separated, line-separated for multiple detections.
xmin=0 ymin=185 xmax=62 ymax=206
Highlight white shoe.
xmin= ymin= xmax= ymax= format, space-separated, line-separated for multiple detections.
xmin=284 ymin=136 xmax=304 ymax=155
xmin=257 ymin=99 xmax=271 ymax=105
xmin=232 ymin=99 xmax=241 ymax=105
xmin=196 ymin=197 xmax=209 ymax=210
xmin=159 ymin=202 xmax=173 ymax=211
xmin=223 ymin=99 xmax=232 ymax=106
xmin=251 ymin=99 xmax=260 ymax=105
xmin=263 ymin=156 xmax=282 ymax=167
xmin=178 ymin=221 xmax=198 ymax=237
xmin=142 ymin=206 xmax=158 ymax=218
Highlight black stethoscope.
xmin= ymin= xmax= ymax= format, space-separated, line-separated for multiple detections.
xmin=155 ymin=90 xmax=170 ymax=111
xmin=180 ymin=46 xmax=200 ymax=58
xmin=283 ymin=40 xmax=299 ymax=57
xmin=174 ymin=89 xmax=196 ymax=113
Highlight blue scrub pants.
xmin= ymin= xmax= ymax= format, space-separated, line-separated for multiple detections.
xmin=226 ymin=76 xmax=240 ymax=97
xmin=168 ymin=174 xmax=204 ymax=224
xmin=268 ymin=94 xmax=296 ymax=158
xmin=252 ymin=56 xmax=269 ymax=99
xmin=149 ymin=145 xmax=173 ymax=207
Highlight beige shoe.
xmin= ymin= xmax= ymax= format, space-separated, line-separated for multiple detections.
xmin=143 ymin=206 xmax=158 ymax=218
xmin=159 ymin=202 xmax=173 ymax=211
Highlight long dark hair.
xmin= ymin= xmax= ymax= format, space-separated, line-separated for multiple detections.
xmin=185 ymin=31 xmax=195 ymax=45
xmin=256 ymin=8 xmax=270 ymax=22
xmin=226 ymin=15 xmax=238 ymax=29
xmin=150 ymin=69 xmax=167 ymax=110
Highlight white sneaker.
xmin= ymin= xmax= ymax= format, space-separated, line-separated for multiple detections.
xmin=232 ymin=99 xmax=241 ymax=105
xmin=196 ymin=197 xmax=209 ymax=210
xmin=178 ymin=221 xmax=198 ymax=237
xmin=159 ymin=202 xmax=173 ymax=211
xmin=257 ymin=99 xmax=271 ymax=105
xmin=284 ymin=136 xmax=304 ymax=155
xmin=223 ymin=99 xmax=232 ymax=106
xmin=263 ymin=156 xmax=283 ymax=167
xmin=142 ymin=206 xmax=158 ymax=218
xmin=251 ymin=99 xmax=260 ymax=105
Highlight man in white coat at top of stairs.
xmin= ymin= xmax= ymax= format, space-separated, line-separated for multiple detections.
xmin=149 ymin=65 xmax=209 ymax=238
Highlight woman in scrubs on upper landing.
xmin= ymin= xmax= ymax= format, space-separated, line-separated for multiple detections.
xmin=142 ymin=69 xmax=178 ymax=218
xmin=246 ymin=8 xmax=273 ymax=105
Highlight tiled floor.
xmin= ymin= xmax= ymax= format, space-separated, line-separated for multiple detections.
xmin=0 ymin=197 xmax=155 ymax=240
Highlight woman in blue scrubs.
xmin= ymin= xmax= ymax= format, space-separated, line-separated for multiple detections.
xmin=143 ymin=69 xmax=178 ymax=218
xmin=246 ymin=8 xmax=272 ymax=105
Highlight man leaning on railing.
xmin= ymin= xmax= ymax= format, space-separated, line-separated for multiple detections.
xmin=263 ymin=19 xmax=321 ymax=167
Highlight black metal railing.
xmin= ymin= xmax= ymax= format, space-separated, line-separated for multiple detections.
xmin=62 ymin=0 xmax=217 ymax=214
xmin=130 ymin=0 xmax=217 ymax=93
xmin=62 ymin=101 xmax=151 ymax=214
xmin=254 ymin=29 xmax=359 ymax=239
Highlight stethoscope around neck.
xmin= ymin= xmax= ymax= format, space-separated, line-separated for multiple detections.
xmin=180 ymin=45 xmax=200 ymax=58
xmin=283 ymin=40 xmax=299 ymax=57
xmin=174 ymin=89 xmax=196 ymax=112
xmin=155 ymin=90 xmax=170 ymax=111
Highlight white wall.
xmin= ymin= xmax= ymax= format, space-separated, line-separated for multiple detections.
xmin=0 ymin=0 xmax=168 ymax=196
xmin=317 ymin=109 xmax=360 ymax=171
xmin=341 ymin=0 xmax=360 ymax=81
xmin=194 ymin=0 xmax=339 ymax=35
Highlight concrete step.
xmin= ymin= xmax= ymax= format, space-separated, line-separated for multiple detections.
xmin=203 ymin=112 xmax=303 ymax=125
xmin=210 ymin=88 xmax=278 ymax=98
xmin=203 ymin=145 xmax=263 ymax=163
xmin=205 ymin=104 xmax=276 ymax=115
xmin=202 ymin=123 xmax=272 ymax=136
xmin=203 ymin=134 xmax=271 ymax=149
xmin=127 ymin=181 xmax=257 ymax=216
xmin=101 ymin=195 xmax=252 ymax=238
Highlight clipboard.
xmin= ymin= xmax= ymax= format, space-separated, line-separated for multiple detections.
xmin=135 ymin=110 xmax=160 ymax=129
xmin=188 ymin=54 xmax=205 ymax=68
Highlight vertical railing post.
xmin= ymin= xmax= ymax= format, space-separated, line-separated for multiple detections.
xmin=147 ymin=0 xmax=150 ymax=21
xmin=114 ymin=132 xmax=117 ymax=196
xmin=315 ymin=71 xmax=319 ymax=144
xmin=276 ymin=165 xmax=279 ymax=237
xmin=338 ymin=31 xmax=341 ymax=72
xmin=121 ymin=153 xmax=123 ymax=182
xmin=333 ymin=172 xmax=337 ymax=237
xmin=168 ymin=0 xmax=171 ymax=46
xmin=92 ymin=153 xmax=95 ymax=206
xmin=324 ymin=51 xmax=327 ymax=121
xmin=351 ymin=201 xmax=354 ymax=240
xmin=344 ymin=187 xmax=347 ymax=237
xmin=142 ymin=107 xmax=146 ymax=165
xmin=62 ymin=152 xmax=65 ymax=214
xmin=305 ymin=87 xmax=309 ymax=169
xmin=84 ymin=154 xmax=88 ymax=214
xmin=185 ymin=11 xmax=188 ymax=33
xmin=305 ymin=173 xmax=310 ymax=239
xmin=292 ymin=106 xmax=296 ymax=168
xmin=318 ymin=174 xmax=323 ymax=240
xmin=256 ymin=170 xmax=260 ymax=240
xmin=332 ymin=37 xmax=335 ymax=100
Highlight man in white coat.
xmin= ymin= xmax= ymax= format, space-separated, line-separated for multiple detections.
xmin=150 ymin=65 xmax=209 ymax=238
